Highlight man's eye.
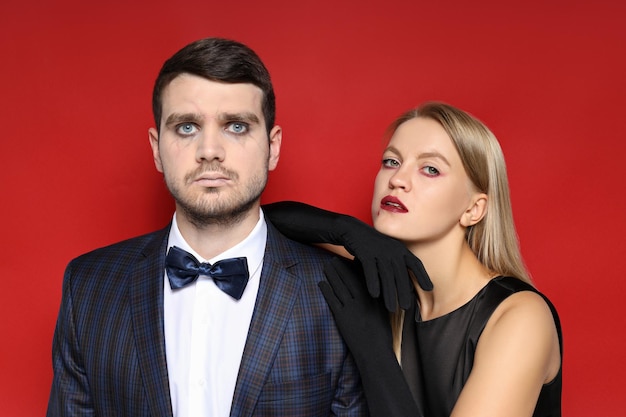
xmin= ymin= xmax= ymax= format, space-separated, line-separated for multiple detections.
xmin=227 ymin=122 xmax=248 ymax=134
xmin=176 ymin=123 xmax=198 ymax=135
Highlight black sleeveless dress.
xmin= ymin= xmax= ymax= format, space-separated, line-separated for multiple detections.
xmin=401 ymin=276 xmax=562 ymax=417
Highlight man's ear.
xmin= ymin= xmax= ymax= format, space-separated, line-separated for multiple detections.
xmin=460 ymin=193 xmax=488 ymax=227
xmin=267 ymin=125 xmax=282 ymax=171
xmin=148 ymin=127 xmax=163 ymax=173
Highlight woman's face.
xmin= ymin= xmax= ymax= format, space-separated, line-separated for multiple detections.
xmin=371 ymin=117 xmax=479 ymax=245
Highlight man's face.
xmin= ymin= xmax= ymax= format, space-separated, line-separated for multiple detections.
xmin=149 ymin=73 xmax=281 ymax=227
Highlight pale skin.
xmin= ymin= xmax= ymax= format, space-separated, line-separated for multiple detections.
xmin=329 ymin=117 xmax=560 ymax=415
xmin=373 ymin=118 xmax=560 ymax=416
xmin=148 ymin=73 xmax=282 ymax=259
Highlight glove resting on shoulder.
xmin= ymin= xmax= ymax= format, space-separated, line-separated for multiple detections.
xmin=263 ymin=201 xmax=432 ymax=311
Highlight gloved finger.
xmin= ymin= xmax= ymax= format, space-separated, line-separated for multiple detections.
xmin=378 ymin=258 xmax=398 ymax=312
xmin=323 ymin=258 xmax=355 ymax=302
xmin=335 ymin=258 xmax=371 ymax=299
xmin=357 ymin=257 xmax=381 ymax=299
xmin=405 ymin=254 xmax=433 ymax=291
xmin=331 ymin=257 xmax=372 ymax=298
xmin=393 ymin=258 xmax=415 ymax=310
xmin=318 ymin=281 xmax=344 ymax=311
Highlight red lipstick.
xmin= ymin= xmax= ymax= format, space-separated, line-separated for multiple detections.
xmin=380 ymin=195 xmax=408 ymax=213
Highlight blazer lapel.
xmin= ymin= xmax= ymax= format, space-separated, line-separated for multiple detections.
xmin=129 ymin=226 xmax=174 ymax=417
xmin=230 ymin=224 xmax=302 ymax=417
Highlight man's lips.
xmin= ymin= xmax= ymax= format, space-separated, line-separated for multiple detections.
xmin=380 ymin=195 xmax=408 ymax=213
xmin=191 ymin=172 xmax=231 ymax=186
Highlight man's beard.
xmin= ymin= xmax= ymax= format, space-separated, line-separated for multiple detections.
xmin=165 ymin=161 xmax=268 ymax=228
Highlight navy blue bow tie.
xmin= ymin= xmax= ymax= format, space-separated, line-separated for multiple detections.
xmin=165 ymin=246 xmax=250 ymax=300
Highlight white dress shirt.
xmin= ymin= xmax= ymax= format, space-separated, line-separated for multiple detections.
xmin=163 ymin=210 xmax=266 ymax=417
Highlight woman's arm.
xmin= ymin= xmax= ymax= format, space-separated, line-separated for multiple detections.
xmin=317 ymin=243 xmax=353 ymax=259
xmin=263 ymin=201 xmax=432 ymax=311
xmin=451 ymin=291 xmax=561 ymax=417
xmin=320 ymin=258 xmax=425 ymax=417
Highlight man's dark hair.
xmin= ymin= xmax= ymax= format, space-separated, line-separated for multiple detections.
xmin=152 ymin=37 xmax=276 ymax=134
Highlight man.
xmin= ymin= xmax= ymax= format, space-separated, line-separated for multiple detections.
xmin=47 ymin=37 xmax=368 ymax=417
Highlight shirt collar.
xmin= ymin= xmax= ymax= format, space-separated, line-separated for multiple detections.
xmin=167 ymin=209 xmax=267 ymax=278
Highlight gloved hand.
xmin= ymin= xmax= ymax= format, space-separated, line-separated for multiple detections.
xmin=263 ymin=201 xmax=432 ymax=311
xmin=320 ymin=257 xmax=424 ymax=417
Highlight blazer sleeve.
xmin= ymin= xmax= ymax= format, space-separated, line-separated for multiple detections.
xmin=47 ymin=263 xmax=96 ymax=417
xmin=331 ymin=349 xmax=369 ymax=416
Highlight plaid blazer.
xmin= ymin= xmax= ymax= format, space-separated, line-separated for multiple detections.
xmin=47 ymin=221 xmax=368 ymax=417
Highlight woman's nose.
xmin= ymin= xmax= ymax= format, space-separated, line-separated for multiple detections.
xmin=388 ymin=167 xmax=411 ymax=191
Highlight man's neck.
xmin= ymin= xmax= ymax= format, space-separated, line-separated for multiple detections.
xmin=174 ymin=207 xmax=261 ymax=260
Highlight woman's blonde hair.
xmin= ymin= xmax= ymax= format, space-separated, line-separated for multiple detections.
xmin=386 ymin=102 xmax=531 ymax=359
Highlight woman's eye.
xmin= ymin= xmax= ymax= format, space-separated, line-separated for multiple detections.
xmin=227 ymin=122 xmax=248 ymax=134
xmin=382 ymin=158 xmax=400 ymax=168
xmin=422 ymin=166 xmax=440 ymax=176
xmin=176 ymin=123 xmax=198 ymax=135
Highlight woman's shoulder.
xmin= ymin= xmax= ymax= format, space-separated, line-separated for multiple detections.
xmin=479 ymin=277 xmax=561 ymax=383
xmin=486 ymin=276 xmax=559 ymax=326
xmin=484 ymin=276 xmax=558 ymax=337
xmin=453 ymin=277 xmax=562 ymax=415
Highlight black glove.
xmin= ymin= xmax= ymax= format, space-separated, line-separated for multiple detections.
xmin=263 ymin=201 xmax=432 ymax=311
xmin=320 ymin=258 xmax=424 ymax=417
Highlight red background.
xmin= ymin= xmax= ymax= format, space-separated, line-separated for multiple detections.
xmin=1 ymin=0 xmax=625 ymax=415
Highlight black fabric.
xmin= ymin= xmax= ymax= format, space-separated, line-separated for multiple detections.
xmin=321 ymin=260 xmax=562 ymax=416
xmin=320 ymin=258 xmax=424 ymax=417
xmin=263 ymin=201 xmax=432 ymax=310
xmin=401 ymin=302 xmax=427 ymax=412
xmin=413 ymin=276 xmax=562 ymax=417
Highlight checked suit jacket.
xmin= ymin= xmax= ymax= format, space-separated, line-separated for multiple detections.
xmin=47 ymin=220 xmax=368 ymax=417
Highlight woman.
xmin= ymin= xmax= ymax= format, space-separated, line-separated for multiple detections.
xmin=264 ymin=102 xmax=562 ymax=416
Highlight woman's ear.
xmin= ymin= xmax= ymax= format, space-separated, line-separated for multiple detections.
xmin=460 ymin=193 xmax=488 ymax=227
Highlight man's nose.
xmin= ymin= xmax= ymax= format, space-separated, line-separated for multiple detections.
xmin=195 ymin=128 xmax=226 ymax=163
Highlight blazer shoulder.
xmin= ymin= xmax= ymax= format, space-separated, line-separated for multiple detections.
xmin=265 ymin=220 xmax=335 ymax=259
xmin=67 ymin=225 xmax=170 ymax=272
xmin=265 ymin=220 xmax=335 ymax=283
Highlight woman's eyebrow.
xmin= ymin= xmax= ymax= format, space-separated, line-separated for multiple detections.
xmin=418 ymin=151 xmax=451 ymax=167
